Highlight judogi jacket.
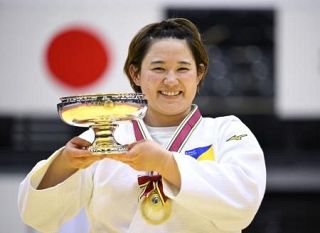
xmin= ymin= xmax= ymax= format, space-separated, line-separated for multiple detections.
xmin=18 ymin=105 xmax=266 ymax=233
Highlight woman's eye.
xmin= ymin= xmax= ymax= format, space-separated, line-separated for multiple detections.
xmin=152 ymin=67 xmax=165 ymax=72
xmin=178 ymin=67 xmax=189 ymax=72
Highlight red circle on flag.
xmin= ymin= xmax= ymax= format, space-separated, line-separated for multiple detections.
xmin=46 ymin=27 xmax=110 ymax=88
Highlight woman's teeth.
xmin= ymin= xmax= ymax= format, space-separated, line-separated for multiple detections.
xmin=161 ymin=91 xmax=180 ymax=96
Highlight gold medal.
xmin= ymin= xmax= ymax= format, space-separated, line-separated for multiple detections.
xmin=140 ymin=189 xmax=171 ymax=224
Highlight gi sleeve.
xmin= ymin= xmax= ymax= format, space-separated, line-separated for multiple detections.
xmin=162 ymin=116 xmax=266 ymax=232
xmin=17 ymin=148 xmax=94 ymax=233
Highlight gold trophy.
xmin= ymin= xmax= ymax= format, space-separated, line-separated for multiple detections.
xmin=57 ymin=93 xmax=147 ymax=154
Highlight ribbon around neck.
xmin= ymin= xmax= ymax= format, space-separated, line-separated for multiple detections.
xmin=137 ymin=174 xmax=168 ymax=204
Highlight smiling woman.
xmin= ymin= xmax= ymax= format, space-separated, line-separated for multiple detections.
xmin=18 ymin=18 xmax=266 ymax=233
xmin=131 ymin=38 xmax=202 ymax=127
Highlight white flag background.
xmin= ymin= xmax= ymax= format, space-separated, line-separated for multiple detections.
xmin=0 ymin=0 xmax=319 ymax=118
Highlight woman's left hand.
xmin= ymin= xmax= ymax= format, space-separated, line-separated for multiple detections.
xmin=107 ymin=139 xmax=181 ymax=188
xmin=107 ymin=139 xmax=171 ymax=173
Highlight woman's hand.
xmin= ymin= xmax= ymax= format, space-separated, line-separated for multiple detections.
xmin=108 ymin=140 xmax=181 ymax=188
xmin=60 ymin=137 xmax=103 ymax=169
xmin=108 ymin=139 xmax=169 ymax=172
xmin=38 ymin=137 xmax=103 ymax=189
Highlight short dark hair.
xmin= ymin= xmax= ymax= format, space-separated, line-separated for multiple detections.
xmin=124 ymin=18 xmax=209 ymax=93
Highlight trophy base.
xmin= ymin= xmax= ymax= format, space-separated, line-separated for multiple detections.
xmin=89 ymin=145 xmax=128 ymax=155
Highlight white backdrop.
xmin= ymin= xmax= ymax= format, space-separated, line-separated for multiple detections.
xmin=276 ymin=2 xmax=320 ymax=118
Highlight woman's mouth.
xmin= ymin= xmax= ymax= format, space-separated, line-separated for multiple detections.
xmin=160 ymin=91 xmax=181 ymax=96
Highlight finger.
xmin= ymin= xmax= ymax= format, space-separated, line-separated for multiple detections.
xmin=71 ymin=155 xmax=103 ymax=168
xmin=126 ymin=139 xmax=145 ymax=150
xmin=107 ymin=152 xmax=133 ymax=162
xmin=69 ymin=137 xmax=92 ymax=148
xmin=83 ymin=155 xmax=103 ymax=163
xmin=64 ymin=146 xmax=95 ymax=158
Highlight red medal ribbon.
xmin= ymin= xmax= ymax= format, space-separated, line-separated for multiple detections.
xmin=137 ymin=174 xmax=168 ymax=203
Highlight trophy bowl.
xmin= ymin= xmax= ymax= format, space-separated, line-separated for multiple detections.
xmin=57 ymin=93 xmax=147 ymax=154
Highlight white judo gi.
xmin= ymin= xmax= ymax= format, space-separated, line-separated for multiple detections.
xmin=18 ymin=105 xmax=266 ymax=233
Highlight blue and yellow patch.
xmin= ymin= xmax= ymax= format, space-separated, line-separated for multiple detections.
xmin=185 ymin=145 xmax=215 ymax=161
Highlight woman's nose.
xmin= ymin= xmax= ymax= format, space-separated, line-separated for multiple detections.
xmin=163 ymin=72 xmax=179 ymax=86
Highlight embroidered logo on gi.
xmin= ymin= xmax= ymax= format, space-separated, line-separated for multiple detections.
xmin=185 ymin=145 xmax=215 ymax=161
xmin=226 ymin=134 xmax=247 ymax=142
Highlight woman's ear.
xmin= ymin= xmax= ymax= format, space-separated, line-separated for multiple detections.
xmin=129 ymin=64 xmax=140 ymax=86
xmin=196 ymin=64 xmax=206 ymax=85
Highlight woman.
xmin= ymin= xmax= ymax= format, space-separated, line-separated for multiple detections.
xmin=18 ymin=18 xmax=266 ymax=233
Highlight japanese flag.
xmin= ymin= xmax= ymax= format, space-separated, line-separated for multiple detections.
xmin=0 ymin=1 xmax=161 ymax=116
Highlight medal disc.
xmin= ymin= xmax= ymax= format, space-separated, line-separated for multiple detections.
xmin=140 ymin=190 xmax=171 ymax=224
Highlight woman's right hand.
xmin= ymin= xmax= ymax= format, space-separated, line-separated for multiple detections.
xmin=37 ymin=137 xmax=102 ymax=189
xmin=61 ymin=137 xmax=103 ymax=169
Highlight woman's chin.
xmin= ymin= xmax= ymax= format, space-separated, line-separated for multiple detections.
xmin=158 ymin=105 xmax=190 ymax=117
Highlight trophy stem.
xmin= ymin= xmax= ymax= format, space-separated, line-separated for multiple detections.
xmin=89 ymin=121 xmax=127 ymax=154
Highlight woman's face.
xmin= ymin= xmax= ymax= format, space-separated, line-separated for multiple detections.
xmin=132 ymin=38 xmax=203 ymax=126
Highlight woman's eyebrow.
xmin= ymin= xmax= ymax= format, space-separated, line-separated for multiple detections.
xmin=150 ymin=60 xmax=165 ymax=65
xmin=178 ymin=61 xmax=192 ymax=65
xmin=150 ymin=61 xmax=192 ymax=65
